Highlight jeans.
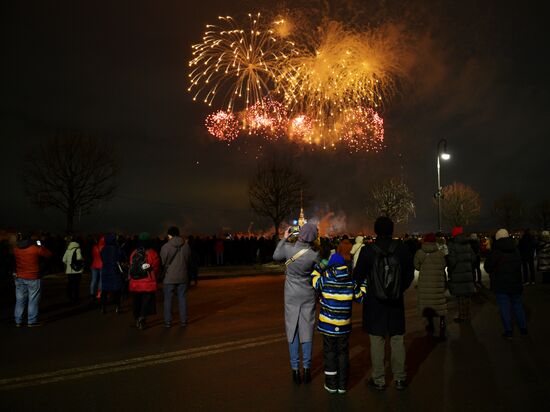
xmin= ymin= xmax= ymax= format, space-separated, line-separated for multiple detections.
xmin=288 ymin=328 xmax=312 ymax=370
xmin=90 ymin=268 xmax=101 ymax=296
xmin=164 ymin=283 xmax=188 ymax=325
xmin=495 ymin=293 xmax=526 ymax=332
xmin=14 ymin=278 xmax=42 ymax=324
xmin=369 ymin=334 xmax=406 ymax=384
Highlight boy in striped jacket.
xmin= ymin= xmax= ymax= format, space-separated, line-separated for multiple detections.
xmin=312 ymin=252 xmax=366 ymax=394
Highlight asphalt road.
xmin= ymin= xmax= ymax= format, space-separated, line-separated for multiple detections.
xmin=1 ymin=270 xmax=549 ymax=412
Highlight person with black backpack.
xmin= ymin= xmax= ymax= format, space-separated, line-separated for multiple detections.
xmin=62 ymin=238 xmax=84 ymax=303
xmin=353 ymin=216 xmax=414 ymax=391
xmin=128 ymin=232 xmax=160 ymax=330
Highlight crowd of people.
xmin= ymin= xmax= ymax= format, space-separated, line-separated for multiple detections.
xmin=4 ymin=222 xmax=550 ymax=394
xmin=273 ymin=221 xmax=550 ymax=395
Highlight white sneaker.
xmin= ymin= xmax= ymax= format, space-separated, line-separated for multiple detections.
xmin=337 ymin=388 xmax=347 ymax=394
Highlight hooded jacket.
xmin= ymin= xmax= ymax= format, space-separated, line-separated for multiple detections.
xmin=447 ymin=234 xmax=476 ymax=297
xmin=312 ymin=253 xmax=365 ymax=336
xmin=14 ymin=239 xmax=52 ymax=279
xmin=100 ymin=234 xmax=123 ymax=291
xmin=484 ymin=237 xmax=523 ymax=294
xmin=129 ymin=248 xmax=161 ymax=292
xmin=350 ymin=236 xmax=365 ymax=268
xmin=91 ymin=237 xmax=104 ymax=269
xmin=414 ymin=242 xmax=447 ymax=316
xmin=62 ymin=241 xmax=84 ymax=274
xmin=160 ymin=236 xmax=190 ymax=284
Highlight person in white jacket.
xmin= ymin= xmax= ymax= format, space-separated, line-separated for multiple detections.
xmin=63 ymin=240 xmax=84 ymax=303
xmin=350 ymin=236 xmax=365 ymax=270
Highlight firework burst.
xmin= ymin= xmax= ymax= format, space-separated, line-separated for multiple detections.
xmin=337 ymin=107 xmax=385 ymax=152
xmin=205 ymin=110 xmax=241 ymax=142
xmin=244 ymin=97 xmax=288 ymax=140
xmin=188 ymin=13 xmax=300 ymax=111
xmin=288 ymin=114 xmax=314 ymax=142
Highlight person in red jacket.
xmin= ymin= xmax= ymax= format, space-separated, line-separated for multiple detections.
xmin=128 ymin=232 xmax=160 ymax=330
xmin=13 ymin=232 xmax=52 ymax=327
xmin=90 ymin=236 xmax=104 ymax=299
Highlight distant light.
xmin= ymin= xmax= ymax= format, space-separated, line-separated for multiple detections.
xmin=293 ymin=219 xmax=298 ymax=225
xmin=441 ymin=153 xmax=451 ymax=160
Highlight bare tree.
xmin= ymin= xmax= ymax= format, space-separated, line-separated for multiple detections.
xmin=23 ymin=135 xmax=118 ymax=233
xmin=492 ymin=193 xmax=524 ymax=230
xmin=248 ymin=159 xmax=309 ymax=238
xmin=531 ymin=200 xmax=550 ymax=230
xmin=439 ymin=182 xmax=481 ymax=228
xmin=367 ymin=178 xmax=415 ymax=224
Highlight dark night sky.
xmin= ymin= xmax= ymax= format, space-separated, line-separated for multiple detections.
xmin=1 ymin=0 xmax=549 ymax=236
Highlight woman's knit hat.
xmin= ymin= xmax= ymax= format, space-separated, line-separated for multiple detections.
xmin=495 ymin=228 xmax=509 ymax=240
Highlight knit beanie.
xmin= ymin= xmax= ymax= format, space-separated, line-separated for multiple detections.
xmin=328 ymin=252 xmax=345 ymax=266
xmin=495 ymin=228 xmax=509 ymax=240
xmin=451 ymin=227 xmax=463 ymax=238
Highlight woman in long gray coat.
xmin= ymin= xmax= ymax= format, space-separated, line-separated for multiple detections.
xmin=273 ymin=223 xmax=319 ymax=385
xmin=414 ymin=233 xmax=448 ymax=339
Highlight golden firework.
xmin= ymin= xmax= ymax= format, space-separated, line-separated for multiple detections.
xmin=188 ymin=13 xmax=300 ymax=111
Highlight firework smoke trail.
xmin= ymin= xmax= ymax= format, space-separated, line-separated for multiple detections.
xmin=188 ymin=13 xmax=300 ymax=112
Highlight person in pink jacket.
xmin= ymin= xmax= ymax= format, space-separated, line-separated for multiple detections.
xmin=128 ymin=233 xmax=160 ymax=330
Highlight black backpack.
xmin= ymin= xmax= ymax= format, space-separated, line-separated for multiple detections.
xmin=129 ymin=247 xmax=149 ymax=280
xmin=370 ymin=241 xmax=402 ymax=300
xmin=70 ymin=248 xmax=84 ymax=271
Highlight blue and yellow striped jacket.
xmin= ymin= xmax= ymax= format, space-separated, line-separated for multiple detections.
xmin=312 ymin=259 xmax=366 ymax=336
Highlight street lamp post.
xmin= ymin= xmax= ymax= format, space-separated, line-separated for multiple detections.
xmin=436 ymin=139 xmax=450 ymax=232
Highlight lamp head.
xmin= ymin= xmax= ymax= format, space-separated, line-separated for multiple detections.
xmin=441 ymin=152 xmax=451 ymax=160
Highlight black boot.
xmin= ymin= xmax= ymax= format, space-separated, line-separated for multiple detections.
xmin=292 ymin=369 xmax=301 ymax=385
xmin=324 ymin=373 xmax=338 ymax=394
xmin=303 ymin=368 xmax=311 ymax=384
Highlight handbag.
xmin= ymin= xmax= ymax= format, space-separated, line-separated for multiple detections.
xmin=158 ymin=246 xmax=181 ymax=283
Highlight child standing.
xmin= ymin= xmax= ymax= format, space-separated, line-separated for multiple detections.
xmin=312 ymin=252 xmax=365 ymax=394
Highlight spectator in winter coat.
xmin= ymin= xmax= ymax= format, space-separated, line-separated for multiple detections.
xmin=273 ymin=222 xmax=320 ymax=386
xmin=99 ymin=233 xmax=123 ymax=314
xmin=350 ymin=236 xmax=365 ymax=269
xmin=13 ymin=232 xmax=52 ymax=327
xmin=90 ymin=236 xmax=104 ymax=298
xmin=518 ymin=229 xmax=537 ymax=285
xmin=484 ymin=229 xmax=527 ymax=338
xmin=470 ymin=233 xmax=482 ymax=284
xmin=447 ymin=227 xmax=476 ymax=323
xmin=128 ymin=232 xmax=161 ymax=330
xmin=312 ymin=252 xmax=365 ymax=394
xmin=353 ymin=217 xmax=414 ymax=391
xmin=414 ymin=233 xmax=448 ymax=339
xmin=537 ymin=230 xmax=550 ymax=284
xmin=62 ymin=240 xmax=84 ymax=303
xmin=160 ymin=226 xmax=191 ymax=328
